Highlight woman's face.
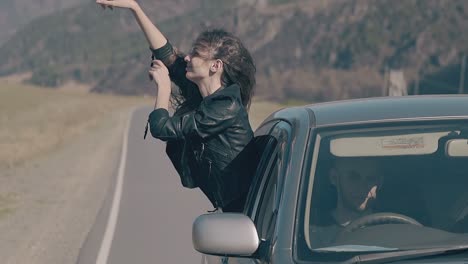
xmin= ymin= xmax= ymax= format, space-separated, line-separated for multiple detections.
xmin=184 ymin=47 xmax=213 ymax=82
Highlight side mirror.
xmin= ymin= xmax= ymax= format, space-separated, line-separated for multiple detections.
xmin=446 ymin=139 xmax=468 ymax=157
xmin=192 ymin=213 xmax=260 ymax=256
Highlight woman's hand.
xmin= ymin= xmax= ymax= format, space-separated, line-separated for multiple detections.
xmin=96 ymin=0 xmax=138 ymax=10
xmin=149 ymin=60 xmax=171 ymax=93
xmin=149 ymin=60 xmax=171 ymax=110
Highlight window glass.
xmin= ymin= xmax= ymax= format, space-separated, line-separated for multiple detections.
xmin=243 ymin=135 xmax=278 ymax=217
xmin=297 ymin=122 xmax=468 ymax=262
xmin=256 ymin=157 xmax=279 ymax=239
xmin=252 ymin=122 xmax=291 ymax=240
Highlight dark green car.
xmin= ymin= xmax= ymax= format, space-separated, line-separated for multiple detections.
xmin=193 ymin=95 xmax=468 ymax=264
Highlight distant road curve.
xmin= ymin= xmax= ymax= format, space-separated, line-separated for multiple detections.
xmin=77 ymin=106 xmax=211 ymax=264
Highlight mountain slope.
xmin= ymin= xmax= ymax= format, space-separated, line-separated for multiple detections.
xmin=1 ymin=0 xmax=467 ymax=101
xmin=0 ymin=0 xmax=90 ymax=44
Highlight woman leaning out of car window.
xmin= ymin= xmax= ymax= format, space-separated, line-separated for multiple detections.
xmin=96 ymin=0 xmax=257 ymax=213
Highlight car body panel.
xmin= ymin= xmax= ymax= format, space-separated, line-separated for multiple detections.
xmin=196 ymin=95 xmax=468 ymax=264
xmin=306 ymin=96 xmax=468 ymax=128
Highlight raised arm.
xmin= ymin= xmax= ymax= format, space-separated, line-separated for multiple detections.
xmin=97 ymin=0 xmax=196 ymax=95
xmin=96 ymin=0 xmax=167 ymax=49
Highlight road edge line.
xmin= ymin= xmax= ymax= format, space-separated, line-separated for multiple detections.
xmin=95 ymin=107 xmax=134 ymax=264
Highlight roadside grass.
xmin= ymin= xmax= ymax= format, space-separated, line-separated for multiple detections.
xmin=249 ymin=98 xmax=315 ymax=129
xmin=249 ymin=99 xmax=285 ymax=130
xmin=283 ymin=98 xmax=314 ymax=107
xmin=0 ymin=193 xmax=16 ymax=219
xmin=0 ymin=78 xmax=151 ymax=169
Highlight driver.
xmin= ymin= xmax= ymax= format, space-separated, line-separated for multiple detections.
xmin=309 ymin=157 xmax=383 ymax=248
xmin=330 ymin=157 xmax=382 ymax=226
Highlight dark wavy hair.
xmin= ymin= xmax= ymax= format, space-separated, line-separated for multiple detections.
xmin=174 ymin=29 xmax=256 ymax=111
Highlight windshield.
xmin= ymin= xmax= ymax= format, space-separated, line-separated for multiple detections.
xmin=297 ymin=122 xmax=468 ymax=262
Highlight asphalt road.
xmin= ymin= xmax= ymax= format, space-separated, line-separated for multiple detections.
xmin=77 ymin=106 xmax=212 ymax=264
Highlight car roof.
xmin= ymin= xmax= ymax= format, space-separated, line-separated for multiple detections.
xmin=267 ymin=95 xmax=468 ymax=128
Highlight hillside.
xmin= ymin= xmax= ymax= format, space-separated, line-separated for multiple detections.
xmin=0 ymin=0 xmax=89 ymax=44
xmin=1 ymin=0 xmax=467 ymax=102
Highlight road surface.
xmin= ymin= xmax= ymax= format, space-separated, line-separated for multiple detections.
xmin=77 ymin=106 xmax=212 ymax=264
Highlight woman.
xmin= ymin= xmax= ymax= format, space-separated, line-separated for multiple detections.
xmin=96 ymin=0 xmax=257 ymax=212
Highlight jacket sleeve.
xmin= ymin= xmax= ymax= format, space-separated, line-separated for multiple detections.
xmin=150 ymin=41 xmax=198 ymax=93
xmin=148 ymin=94 xmax=240 ymax=141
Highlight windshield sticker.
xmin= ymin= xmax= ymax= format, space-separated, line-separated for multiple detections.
xmin=330 ymin=132 xmax=450 ymax=157
xmin=313 ymin=245 xmax=399 ymax=252
xmin=380 ymin=137 xmax=424 ymax=149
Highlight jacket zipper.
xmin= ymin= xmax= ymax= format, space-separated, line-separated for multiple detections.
xmin=200 ymin=142 xmax=205 ymax=160
xmin=207 ymin=159 xmax=212 ymax=181
xmin=207 ymin=159 xmax=219 ymax=209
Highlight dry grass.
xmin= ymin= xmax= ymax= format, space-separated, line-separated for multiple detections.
xmin=0 ymin=193 xmax=16 ymax=218
xmin=0 ymin=77 xmax=151 ymax=169
xmin=249 ymin=99 xmax=286 ymax=130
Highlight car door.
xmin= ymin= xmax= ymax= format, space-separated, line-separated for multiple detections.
xmin=226 ymin=121 xmax=292 ymax=264
xmin=201 ymin=122 xmax=281 ymax=264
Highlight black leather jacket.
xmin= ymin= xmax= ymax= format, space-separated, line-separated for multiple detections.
xmin=148 ymin=42 xmax=254 ymax=212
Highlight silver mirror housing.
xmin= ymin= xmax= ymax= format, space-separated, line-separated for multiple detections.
xmin=446 ymin=139 xmax=468 ymax=157
xmin=192 ymin=213 xmax=260 ymax=256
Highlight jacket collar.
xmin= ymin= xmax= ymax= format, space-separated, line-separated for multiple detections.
xmin=203 ymin=83 xmax=241 ymax=101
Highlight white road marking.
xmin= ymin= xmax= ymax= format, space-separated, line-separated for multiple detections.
xmin=95 ymin=110 xmax=133 ymax=264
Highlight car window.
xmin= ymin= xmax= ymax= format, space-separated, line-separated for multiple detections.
xmin=249 ymin=122 xmax=291 ymax=240
xmin=256 ymin=159 xmax=279 ymax=240
xmin=243 ymin=135 xmax=278 ymax=217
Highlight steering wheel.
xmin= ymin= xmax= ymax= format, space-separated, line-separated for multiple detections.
xmin=342 ymin=212 xmax=423 ymax=233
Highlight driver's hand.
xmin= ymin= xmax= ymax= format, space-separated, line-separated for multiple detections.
xmin=359 ymin=185 xmax=377 ymax=211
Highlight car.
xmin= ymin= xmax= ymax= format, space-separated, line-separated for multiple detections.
xmin=192 ymin=95 xmax=468 ymax=264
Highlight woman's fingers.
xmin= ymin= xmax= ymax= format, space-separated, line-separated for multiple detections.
xmin=149 ymin=68 xmax=167 ymax=76
xmin=96 ymin=0 xmax=106 ymax=7
xmin=96 ymin=0 xmax=135 ymax=9
xmin=150 ymin=60 xmax=169 ymax=74
xmin=148 ymin=68 xmax=162 ymax=78
xmin=97 ymin=1 xmax=111 ymax=10
xmin=151 ymin=60 xmax=164 ymax=67
xmin=149 ymin=65 xmax=170 ymax=87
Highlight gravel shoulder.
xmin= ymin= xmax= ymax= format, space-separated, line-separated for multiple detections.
xmin=0 ymin=107 xmax=132 ymax=264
